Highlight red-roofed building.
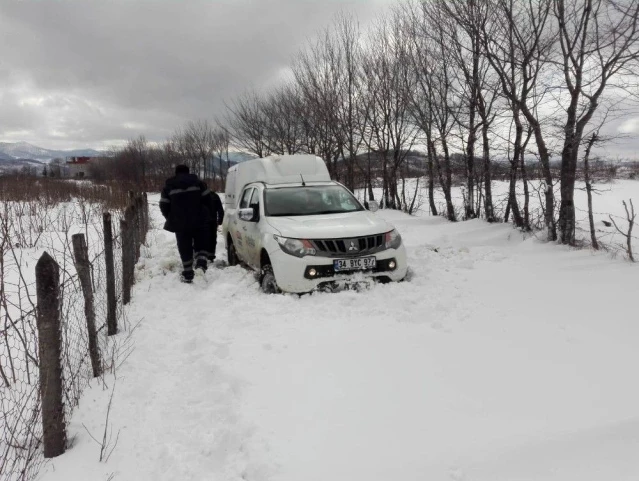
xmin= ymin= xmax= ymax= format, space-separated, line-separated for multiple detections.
xmin=65 ymin=156 xmax=91 ymax=178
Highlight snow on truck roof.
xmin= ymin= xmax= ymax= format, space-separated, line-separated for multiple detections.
xmin=229 ymin=154 xmax=331 ymax=185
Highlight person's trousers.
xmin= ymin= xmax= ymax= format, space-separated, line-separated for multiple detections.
xmin=175 ymin=227 xmax=210 ymax=279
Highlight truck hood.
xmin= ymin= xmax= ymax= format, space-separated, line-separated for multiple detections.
xmin=266 ymin=211 xmax=393 ymax=239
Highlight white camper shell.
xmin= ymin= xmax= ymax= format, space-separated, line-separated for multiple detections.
xmin=224 ymin=155 xmax=331 ymax=209
xmin=221 ymin=154 xmax=408 ymax=294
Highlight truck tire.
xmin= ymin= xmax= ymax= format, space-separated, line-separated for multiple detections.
xmin=261 ymin=265 xmax=280 ymax=294
xmin=227 ymin=239 xmax=239 ymax=266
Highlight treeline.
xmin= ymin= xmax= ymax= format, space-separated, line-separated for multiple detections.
xmin=88 ymin=120 xmax=232 ymax=191
xmin=220 ymin=0 xmax=639 ymax=245
xmin=52 ymin=0 xmax=639 ymax=247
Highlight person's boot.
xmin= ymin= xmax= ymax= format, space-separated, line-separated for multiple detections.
xmin=181 ymin=259 xmax=194 ymax=283
xmin=195 ymin=252 xmax=208 ymax=273
xmin=195 ymin=259 xmax=207 ymax=273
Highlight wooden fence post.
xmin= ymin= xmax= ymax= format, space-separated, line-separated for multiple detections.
xmin=142 ymin=193 xmax=149 ymax=242
xmin=125 ymin=201 xmax=139 ymax=263
xmin=127 ymin=203 xmax=137 ymax=281
xmin=120 ymin=219 xmax=131 ymax=305
xmin=135 ymin=195 xmax=144 ymax=256
xmin=103 ymin=212 xmax=117 ymax=335
xmin=35 ymin=252 xmax=66 ymax=458
xmin=127 ymin=191 xmax=137 ymax=259
xmin=72 ymin=234 xmax=102 ymax=378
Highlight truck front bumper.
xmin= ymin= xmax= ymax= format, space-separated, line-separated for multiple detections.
xmin=268 ymin=245 xmax=408 ymax=294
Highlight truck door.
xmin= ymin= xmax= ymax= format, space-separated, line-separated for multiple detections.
xmin=242 ymin=186 xmax=263 ymax=268
xmin=234 ymin=186 xmax=254 ymax=262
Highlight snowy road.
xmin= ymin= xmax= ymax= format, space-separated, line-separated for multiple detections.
xmin=41 ymin=194 xmax=639 ymax=481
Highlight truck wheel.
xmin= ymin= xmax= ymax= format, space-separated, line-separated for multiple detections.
xmin=227 ymin=239 xmax=239 ymax=266
xmin=261 ymin=265 xmax=280 ymax=294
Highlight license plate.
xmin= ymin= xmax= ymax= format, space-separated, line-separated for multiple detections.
xmin=333 ymin=256 xmax=376 ymax=272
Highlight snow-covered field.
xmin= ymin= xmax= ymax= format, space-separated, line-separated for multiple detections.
xmin=37 ymin=186 xmax=638 ymax=481
xmin=359 ymin=179 xmax=638 ymax=253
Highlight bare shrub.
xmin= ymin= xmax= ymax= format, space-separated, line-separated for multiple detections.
xmin=609 ymin=199 xmax=636 ymax=262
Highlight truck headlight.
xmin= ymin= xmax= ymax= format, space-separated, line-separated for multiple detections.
xmin=274 ymin=235 xmax=316 ymax=257
xmin=385 ymin=229 xmax=402 ymax=250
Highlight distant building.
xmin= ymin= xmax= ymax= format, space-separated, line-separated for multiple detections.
xmin=65 ymin=156 xmax=91 ymax=178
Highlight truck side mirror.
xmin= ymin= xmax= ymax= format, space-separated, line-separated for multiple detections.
xmin=367 ymin=200 xmax=379 ymax=212
xmin=239 ymin=207 xmax=256 ymax=222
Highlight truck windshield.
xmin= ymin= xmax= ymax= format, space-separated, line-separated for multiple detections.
xmin=264 ymin=185 xmax=364 ymax=216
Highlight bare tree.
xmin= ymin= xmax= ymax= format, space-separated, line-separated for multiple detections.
xmin=224 ymin=90 xmax=271 ymax=158
xmin=583 ymin=131 xmax=601 ymax=249
xmin=333 ymin=11 xmax=367 ymax=191
xmin=212 ymin=127 xmax=231 ymax=184
xmin=609 ymin=199 xmax=636 ymax=261
xmin=292 ymin=25 xmax=345 ymax=179
xmin=439 ymin=0 xmax=479 ymax=219
xmin=403 ymin=1 xmax=439 ymax=216
xmin=92 ymin=136 xmax=150 ymax=187
xmin=361 ymin=11 xmax=419 ymax=210
xmin=418 ymin=1 xmax=460 ymax=220
xmin=481 ymin=0 xmax=558 ymax=239
xmin=181 ymin=119 xmax=217 ymax=179
xmin=554 ymin=0 xmax=639 ymax=244
xmin=439 ymin=0 xmax=502 ymax=221
xmin=261 ymin=83 xmax=305 ymax=156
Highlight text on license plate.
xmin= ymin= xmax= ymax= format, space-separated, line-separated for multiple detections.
xmin=333 ymin=256 xmax=376 ymax=271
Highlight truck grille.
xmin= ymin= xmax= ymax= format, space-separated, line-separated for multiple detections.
xmin=311 ymin=234 xmax=385 ymax=257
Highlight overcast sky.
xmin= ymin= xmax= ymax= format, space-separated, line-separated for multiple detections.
xmin=0 ymin=0 xmax=392 ymax=151
xmin=2 ymin=0 xmax=639 ymax=160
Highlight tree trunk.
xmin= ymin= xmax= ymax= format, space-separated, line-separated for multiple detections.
xmin=382 ymin=154 xmax=390 ymax=209
xmin=465 ymin=122 xmax=477 ymax=220
xmin=366 ymin=150 xmax=374 ymax=201
xmin=584 ymin=133 xmax=599 ymax=249
xmin=481 ymin=123 xmax=495 ymax=222
xmin=527 ymin=118 xmax=556 ymax=240
xmin=439 ymin=140 xmax=457 ymax=222
xmin=508 ymin=160 xmax=524 ymax=228
xmin=427 ymin=140 xmax=438 ymax=216
xmin=558 ymin=127 xmax=579 ymax=245
xmin=520 ymin=130 xmax=532 ymax=231
xmin=509 ymin=112 xmax=525 ymax=228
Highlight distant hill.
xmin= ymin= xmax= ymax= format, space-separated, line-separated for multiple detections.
xmin=0 ymin=151 xmax=15 ymax=162
xmin=0 ymin=141 xmax=104 ymax=163
xmin=0 ymin=157 xmax=44 ymax=173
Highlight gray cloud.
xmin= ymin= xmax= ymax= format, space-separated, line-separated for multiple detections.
xmin=2 ymin=0 xmax=639 ymax=159
xmin=0 ymin=0 xmax=391 ymax=150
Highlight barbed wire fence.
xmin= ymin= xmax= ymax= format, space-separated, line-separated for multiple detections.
xmin=0 ymin=192 xmax=149 ymax=481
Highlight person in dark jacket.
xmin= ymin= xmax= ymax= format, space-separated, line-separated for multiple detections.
xmin=159 ymin=165 xmax=215 ymax=283
xmin=207 ymin=191 xmax=224 ymax=263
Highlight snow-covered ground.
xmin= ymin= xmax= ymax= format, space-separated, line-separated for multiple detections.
xmin=1 ymin=199 xmax=123 ymax=481
xmin=359 ymin=179 xmax=638 ymax=253
xmin=36 ymin=189 xmax=639 ymax=481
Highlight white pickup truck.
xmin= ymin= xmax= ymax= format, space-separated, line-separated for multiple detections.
xmin=221 ymin=154 xmax=408 ymax=293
